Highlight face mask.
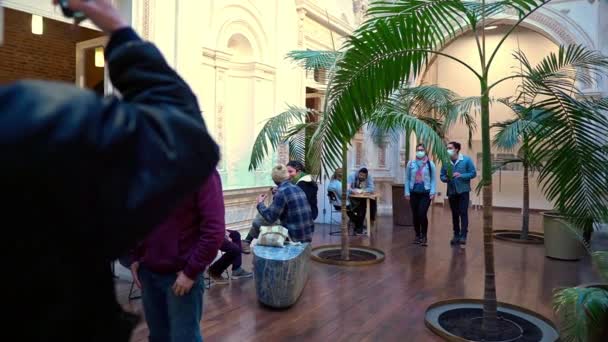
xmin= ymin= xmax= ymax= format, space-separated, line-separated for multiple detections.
xmin=447 ymin=149 xmax=455 ymax=156
xmin=416 ymin=151 xmax=426 ymax=158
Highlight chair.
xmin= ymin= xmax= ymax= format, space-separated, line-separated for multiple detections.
xmin=327 ymin=191 xmax=355 ymax=236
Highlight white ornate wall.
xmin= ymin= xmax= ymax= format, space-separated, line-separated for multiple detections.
xmin=5 ymin=0 xmax=605 ymax=225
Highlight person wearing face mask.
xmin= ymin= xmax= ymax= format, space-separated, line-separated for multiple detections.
xmin=440 ymin=141 xmax=477 ymax=245
xmin=405 ymin=144 xmax=436 ymax=246
xmin=347 ymin=168 xmax=376 ymax=234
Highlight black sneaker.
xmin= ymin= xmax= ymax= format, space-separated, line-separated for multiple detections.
xmin=413 ymin=236 xmax=421 ymax=244
xmin=459 ymin=235 xmax=467 ymax=245
xmin=420 ymin=237 xmax=428 ymax=246
xmin=450 ymin=235 xmax=460 ymax=245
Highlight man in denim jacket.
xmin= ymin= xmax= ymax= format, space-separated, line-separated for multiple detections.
xmin=440 ymin=142 xmax=477 ymax=245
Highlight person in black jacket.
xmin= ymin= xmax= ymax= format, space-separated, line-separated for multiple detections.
xmin=287 ymin=161 xmax=318 ymax=221
xmin=1 ymin=1 xmax=219 ymax=341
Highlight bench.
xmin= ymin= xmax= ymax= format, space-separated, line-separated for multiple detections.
xmin=252 ymin=243 xmax=311 ymax=308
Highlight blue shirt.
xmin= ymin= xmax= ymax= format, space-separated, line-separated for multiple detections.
xmin=440 ymin=154 xmax=477 ymax=195
xmin=405 ymin=159 xmax=436 ymax=196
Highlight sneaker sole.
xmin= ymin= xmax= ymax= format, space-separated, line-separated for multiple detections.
xmin=231 ymin=274 xmax=253 ymax=279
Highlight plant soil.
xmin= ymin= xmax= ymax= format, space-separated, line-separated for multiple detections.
xmin=318 ymin=249 xmax=379 ymax=262
xmin=438 ymin=308 xmax=543 ymax=342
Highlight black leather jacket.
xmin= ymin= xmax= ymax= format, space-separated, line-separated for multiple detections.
xmin=0 ymin=29 xmax=219 ymax=341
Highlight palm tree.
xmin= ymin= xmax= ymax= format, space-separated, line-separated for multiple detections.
xmin=250 ymin=51 xmax=469 ymax=260
xmin=491 ymin=100 xmax=544 ymax=240
xmin=318 ymin=0 xmax=608 ymax=338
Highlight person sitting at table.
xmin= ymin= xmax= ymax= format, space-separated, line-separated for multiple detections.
xmin=347 ymin=167 xmax=376 ymax=235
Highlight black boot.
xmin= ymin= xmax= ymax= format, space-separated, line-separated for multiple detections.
xmin=413 ymin=235 xmax=421 ymax=244
xmin=459 ymin=233 xmax=467 ymax=245
xmin=450 ymin=234 xmax=460 ymax=245
xmin=420 ymin=236 xmax=428 ymax=246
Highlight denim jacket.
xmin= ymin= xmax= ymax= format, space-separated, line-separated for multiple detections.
xmin=347 ymin=172 xmax=375 ymax=193
xmin=405 ymin=159 xmax=436 ymax=196
xmin=440 ymin=154 xmax=477 ymax=195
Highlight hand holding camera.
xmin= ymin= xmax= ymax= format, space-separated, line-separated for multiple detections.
xmin=54 ymin=0 xmax=128 ymax=34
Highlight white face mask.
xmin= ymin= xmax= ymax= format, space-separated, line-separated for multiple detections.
xmin=447 ymin=149 xmax=455 ymax=157
xmin=416 ymin=151 xmax=426 ymax=158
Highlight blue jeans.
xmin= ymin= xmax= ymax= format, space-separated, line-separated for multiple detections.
xmin=449 ymin=192 xmax=470 ymax=237
xmin=139 ymin=267 xmax=204 ymax=342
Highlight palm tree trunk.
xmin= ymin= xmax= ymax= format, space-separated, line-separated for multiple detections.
xmin=341 ymin=141 xmax=350 ymax=260
xmin=521 ymin=163 xmax=530 ymax=240
xmin=481 ymin=88 xmax=498 ymax=337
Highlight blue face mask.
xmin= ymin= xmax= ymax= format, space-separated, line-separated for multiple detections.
xmin=416 ymin=151 xmax=426 ymax=158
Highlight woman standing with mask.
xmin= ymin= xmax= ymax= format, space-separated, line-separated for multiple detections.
xmin=405 ymin=144 xmax=436 ymax=246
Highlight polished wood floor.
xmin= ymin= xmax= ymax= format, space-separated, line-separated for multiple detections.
xmin=116 ymin=206 xmax=599 ymax=342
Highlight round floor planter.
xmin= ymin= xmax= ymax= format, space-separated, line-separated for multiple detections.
xmin=542 ymin=212 xmax=586 ymax=260
xmin=311 ymin=244 xmax=385 ymax=266
xmin=425 ymin=299 xmax=559 ymax=342
xmin=493 ymin=229 xmax=544 ymax=244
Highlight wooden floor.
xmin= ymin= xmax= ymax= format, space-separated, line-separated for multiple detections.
xmin=117 ymin=206 xmax=599 ymax=342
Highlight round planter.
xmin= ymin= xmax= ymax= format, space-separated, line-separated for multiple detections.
xmin=425 ymin=299 xmax=559 ymax=342
xmin=493 ymin=229 xmax=544 ymax=244
xmin=542 ymin=212 xmax=586 ymax=260
xmin=311 ymin=244 xmax=385 ymax=266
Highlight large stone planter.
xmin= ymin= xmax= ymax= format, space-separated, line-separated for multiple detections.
xmin=542 ymin=212 xmax=586 ymax=261
xmin=253 ymin=243 xmax=311 ymax=308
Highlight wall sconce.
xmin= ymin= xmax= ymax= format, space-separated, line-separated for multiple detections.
xmin=95 ymin=47 xmax=105 ymax=68
xmin=31 ymin=15 xmax=43 ymax=35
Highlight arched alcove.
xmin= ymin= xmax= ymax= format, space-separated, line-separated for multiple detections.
xmin=417 ymin=25 xmax=558 ymax=211
xmin=227 ymin=33 xmax=254 ymax=61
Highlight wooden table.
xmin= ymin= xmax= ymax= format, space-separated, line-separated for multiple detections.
xmin=349 ymin=192 xmax=379 ymax=238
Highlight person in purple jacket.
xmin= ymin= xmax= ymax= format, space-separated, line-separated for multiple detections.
xmin=130 ymin=169 xmax=225 ymax=342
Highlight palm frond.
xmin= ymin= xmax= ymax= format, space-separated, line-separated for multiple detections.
xmin=248 ymin=106 xmax=311 ymax=171
xmin=516 ymin=45 xmax=608 ymax=102
xmin=527 ymin=94 xmax=608 ymax=231
xmin=366 ymin=110 xmax=449 ymax=165
xmin=286 ymin=50 xmax=341 ymax=72
xmin=592 ymin=251 xmax=608 ymax=283
xmin=553 ymin=286 xmax=608 ymax=342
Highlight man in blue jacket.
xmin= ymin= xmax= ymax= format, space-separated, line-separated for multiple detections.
xmin=440 ymin=142 xmax=477 ymax=245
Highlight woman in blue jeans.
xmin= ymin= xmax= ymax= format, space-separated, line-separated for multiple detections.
xmin=405 ymin=144 xmax=436 ymax=246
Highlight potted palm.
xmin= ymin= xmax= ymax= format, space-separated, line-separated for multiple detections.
xmin=554 ymin=237 xmax=608 ymax=341
xmin=318 ymin=0 xmax=608 ymax=340
xmin=490 ymin=100 xmax=545 ymax=244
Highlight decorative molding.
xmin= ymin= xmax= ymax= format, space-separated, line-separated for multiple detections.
xmin=295 ymin=0 xmax=354 ymax=37
xmin=141 ymin=0 xmax=151 ymax=40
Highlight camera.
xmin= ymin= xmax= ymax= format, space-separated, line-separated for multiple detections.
xmin=58 ymin=0 xmax=87 ymax=20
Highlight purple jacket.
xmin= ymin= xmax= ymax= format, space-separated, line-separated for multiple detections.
xmin=135 ymin=170 xmax=225 ymax=279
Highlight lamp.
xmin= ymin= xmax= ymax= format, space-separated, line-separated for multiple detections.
xmin=31 ymin=15 xmax=43 ymax=35
xmin=484 ymin=25 xmax=498 ymax=31
xmin=95 ymin=47 xmax=105 ymax=68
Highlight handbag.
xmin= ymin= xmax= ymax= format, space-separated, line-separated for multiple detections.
xmin=258 ymin=225 xmax=289 ymax=247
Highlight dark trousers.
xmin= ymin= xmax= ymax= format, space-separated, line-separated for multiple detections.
xmin=448 ymin=192 xmax=470 ymax=237
xmin=410 ymin=192 xmax=431 ymax=238
xmin=139 ymin=267 xmax=203 ymax=342
xmin=208 ymin=230 xmax=242 ymax=276
xmin=349 ymin=198 xmax=377 ymax=231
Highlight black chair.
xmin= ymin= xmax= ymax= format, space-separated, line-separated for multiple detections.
xmin=327 ymin=191 xmax=352 ymax=236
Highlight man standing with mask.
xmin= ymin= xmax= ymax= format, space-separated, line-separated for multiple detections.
xmin=440 ymin=142 xmax=477 ymax=245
